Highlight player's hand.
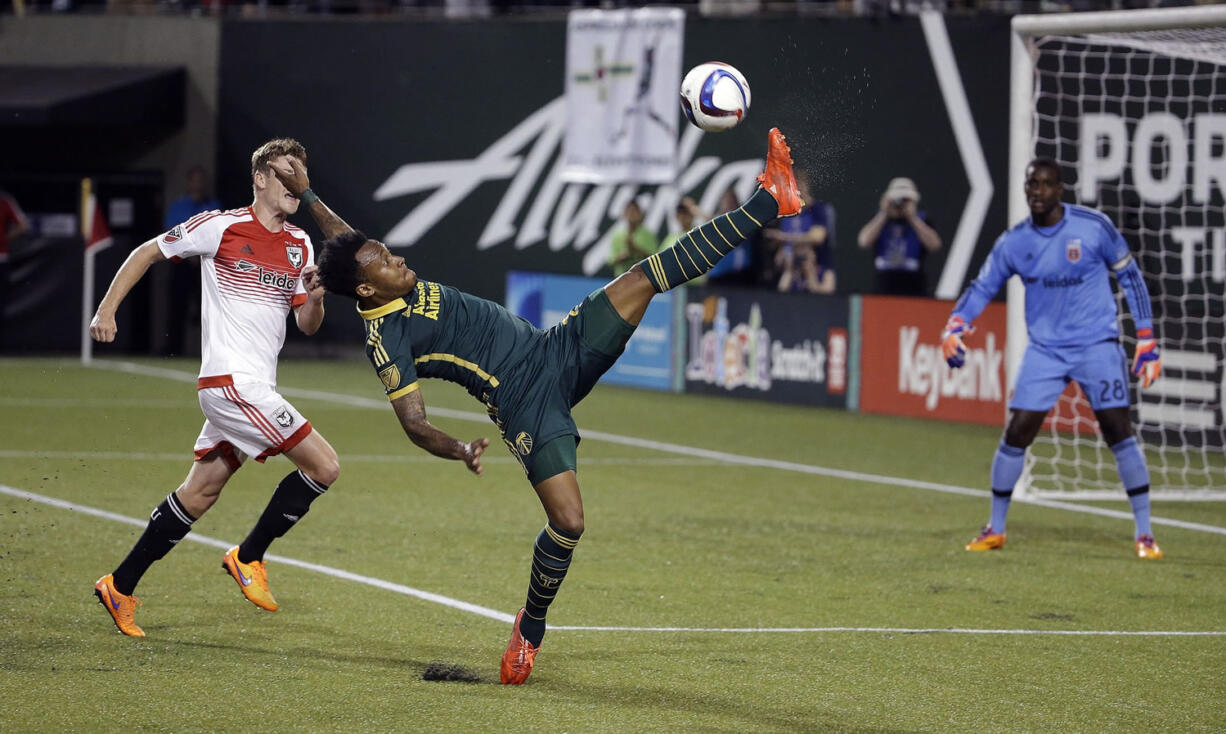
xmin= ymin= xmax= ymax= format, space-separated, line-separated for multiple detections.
xmin=463 ymin=438 xmax=490 ymax=476
xmin=301 ymin=264 xmax=325 ymax=302
xmin=941 ymin=316 xmax=975 ymax=368
xmin=90 ymin=309 xmax=117 ymax=343
xmin=273 ymin=155 xmax=311 ymax=197
xmin=1132 ymin=328 xmax=1162 ymax=388
xmin=902 ymin=199 xmax=918 ymax=218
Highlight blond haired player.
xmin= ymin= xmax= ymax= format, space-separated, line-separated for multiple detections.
xmin=89 ymin=138 xmax=342 ymax=637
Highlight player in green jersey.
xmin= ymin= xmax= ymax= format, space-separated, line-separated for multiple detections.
xmin=274 ymin=128 xmax=803 ymax=684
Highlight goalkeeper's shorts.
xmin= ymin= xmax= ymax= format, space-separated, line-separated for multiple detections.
xmin=1010 ymin=340 xmax=1131 ymax=412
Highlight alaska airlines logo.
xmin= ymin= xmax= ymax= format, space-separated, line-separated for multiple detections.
xmin=373 ymin=96 xmax=764 ymax=276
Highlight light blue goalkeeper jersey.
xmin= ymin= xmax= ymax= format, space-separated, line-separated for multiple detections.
xmin=952 ymin=203 xmax=1154 ymax=349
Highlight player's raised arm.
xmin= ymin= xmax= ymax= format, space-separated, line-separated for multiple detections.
xmin=272 ymin=156 xmax=355 ymax=240
xmin=390 ymin=390 xmax=490 ymax=476
xmin=90 ymin=238 xmax=167 ymax=342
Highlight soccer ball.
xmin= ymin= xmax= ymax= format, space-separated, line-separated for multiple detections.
xmin=679 ymin=62 xmax=751 ymax=133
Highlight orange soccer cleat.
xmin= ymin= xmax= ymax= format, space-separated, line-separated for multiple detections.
xmin=1135 ymin=535 xmax=1164 ymax=559
xmin=756 ymin=127 xmax=803 ymax=217
xmin=222 ymin=545 xmax=278 ymax=611
xmin=500 ymin=608 xmax=540 ymax=685
xmin=94 ymin=574 xmax=145 ymax=637
xmin=965 ymin=525 xmax=1006 ymax=552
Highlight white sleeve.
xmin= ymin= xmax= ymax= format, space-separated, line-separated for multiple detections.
xmin=157 ymin=210 xmax=223 ymax=261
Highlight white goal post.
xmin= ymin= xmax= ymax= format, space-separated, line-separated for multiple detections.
xmin=1009 ymin=6 xmax=1226 ymax=501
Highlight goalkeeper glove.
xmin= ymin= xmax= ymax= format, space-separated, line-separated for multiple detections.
xmin=1132 ymin=328 xmax=1162 ymax=388
xmin=941 ymin=316 xmax=975 ymax=368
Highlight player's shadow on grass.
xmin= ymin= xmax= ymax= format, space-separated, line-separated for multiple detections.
xmin=159 ymin=638 xmax=490 ymax=682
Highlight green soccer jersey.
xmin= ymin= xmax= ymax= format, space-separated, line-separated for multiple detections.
xmin=359 ymin=279 xmax=543 ymax=410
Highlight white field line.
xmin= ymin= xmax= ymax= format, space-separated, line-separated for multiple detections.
xmin=83 ymin=360 xmax=1226 ymax=537
xmin=3 ymin=482 xmax=1223 ymax=638
xmin=550 ymin=625 xmax=1226 ymax=636
xmin=0 ymin=449 xmax=723 ymax=467
xmin=0 ymin=483 xmax=513 ymax=624
xmin=0 ymin=397 xmax=186 ymax=408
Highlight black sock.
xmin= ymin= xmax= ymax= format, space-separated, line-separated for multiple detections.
xmin=638 ymin=188 xmax=779 ymax=292
xmin=238 ymin=470 xmax=328 ymax=563
xmin=111 ymin=493 xmax=196 ymax=595
xmin=520 ymin=523 xmax=582 ymax=647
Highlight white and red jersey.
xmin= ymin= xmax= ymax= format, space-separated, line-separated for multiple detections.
xmin=158 ymin=206 xmax=313 ymax=388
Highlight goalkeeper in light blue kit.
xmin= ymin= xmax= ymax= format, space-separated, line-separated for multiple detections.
xmin=941 ymin=158 xmax=1165 ymax=559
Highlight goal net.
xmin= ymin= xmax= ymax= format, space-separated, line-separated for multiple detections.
xmin=1010 ymin=7 xmax=1226 ymax=501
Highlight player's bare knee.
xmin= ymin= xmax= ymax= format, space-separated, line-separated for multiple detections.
xmin=553 ymin=511 xmax=584 ymax=538
xmin=312 ymin=459 xmax=340 ymax=487
xmin=175 ymin=482 xmax=222 ymax=517
xmin=1002 ymin=426 xmax=1033 ymax=449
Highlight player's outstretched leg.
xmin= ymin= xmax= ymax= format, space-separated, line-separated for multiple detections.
xmin=637 ymin=127 xmax=802 ymax=293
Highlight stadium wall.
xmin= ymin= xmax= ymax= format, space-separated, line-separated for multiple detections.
xmin=0 ymin=16 xmax=221 ymax=207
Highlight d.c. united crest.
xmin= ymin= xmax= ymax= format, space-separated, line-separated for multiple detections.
xmin=1065 ymin=238 xmax=1082 ymax=263
xmin=286 ymin=246 xmax=304 ymax=268
xmin=273 ymin=407 xmax=294 ymax=428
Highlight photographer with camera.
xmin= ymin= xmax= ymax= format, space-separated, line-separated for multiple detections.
xmin=856 ymin=177 xmax=941 ymax=296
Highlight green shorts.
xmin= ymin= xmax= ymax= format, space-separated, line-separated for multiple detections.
xmin=497 ymin=287 xmax=636 ymax=484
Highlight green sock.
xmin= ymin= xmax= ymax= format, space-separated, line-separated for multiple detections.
xmin=638 ymin=188 xmax=779 ymax=293
xmin=520 ymin=523 xmax=581 ymax=647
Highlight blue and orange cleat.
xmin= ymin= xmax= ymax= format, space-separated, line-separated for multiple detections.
xmin=1135 ymin=534 xmax=1164 ymax=559
xmin=94 ymin=574 xmax=145 ymax=637
xmin=500 ymin=608 xmax=540 ymax=685
xmin=965 ymin=525 xmax=1006 ymax=552
xmin=222 ymin=545 xmax=278 ymax=611
xmin=756 ymin=127 xmax=803 ymax=217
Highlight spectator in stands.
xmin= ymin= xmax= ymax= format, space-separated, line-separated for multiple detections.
xmin=608 ymin=199 xmax=659 ymax=277
xmin=856 ymin=176 xmax=941 ymax=296
xmin=765 ymin=170 xmax=835 ymax=294
xmin=0 ymin=189 xmax=30 ymax=350
xmin=165 ymin=165 xmax=221 ymax=230
xmin=164 ymin=165 xmax=220 ymax=356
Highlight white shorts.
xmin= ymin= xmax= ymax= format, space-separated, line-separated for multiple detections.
xmin=193 ymin=377 xmax=312 ymax=469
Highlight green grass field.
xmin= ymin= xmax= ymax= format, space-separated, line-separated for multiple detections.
xmin=2 ymin=357 xmax=1224 ymax=733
